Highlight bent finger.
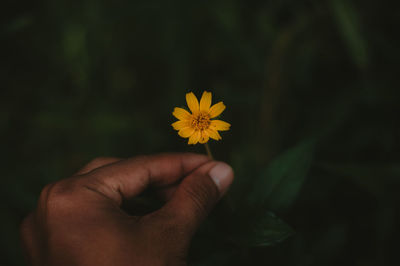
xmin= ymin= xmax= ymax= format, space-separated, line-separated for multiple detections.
xmin=81 ymin=153 xmax=211 ymax=205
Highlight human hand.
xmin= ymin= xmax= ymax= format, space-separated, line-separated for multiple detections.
xmin=20 ymin=153 xmax=234 ymax=266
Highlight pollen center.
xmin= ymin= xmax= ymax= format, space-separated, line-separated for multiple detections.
xmin=191 ymin=112 xmax=211 ymax=130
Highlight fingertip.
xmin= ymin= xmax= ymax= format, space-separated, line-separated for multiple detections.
xmin=208 ymin=162 xmax=234 ymax=196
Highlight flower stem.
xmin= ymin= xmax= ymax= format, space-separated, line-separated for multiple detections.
xmin=204 ymin=143 xmax=214 ymax=160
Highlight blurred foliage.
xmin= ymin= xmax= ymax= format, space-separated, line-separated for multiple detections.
xmin=2 ymin=0 xmax=400 ymax=265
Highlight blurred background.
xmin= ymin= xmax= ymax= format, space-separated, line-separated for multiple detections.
xmin=2 ymin=0 xmax=399 ymax=265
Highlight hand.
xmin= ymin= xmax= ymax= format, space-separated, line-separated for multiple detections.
xmin=20 ymin=153 xmax=234 ymax=266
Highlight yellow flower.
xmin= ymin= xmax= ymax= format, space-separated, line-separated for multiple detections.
xmin=172 ymin=91 xmax=230 ymax=145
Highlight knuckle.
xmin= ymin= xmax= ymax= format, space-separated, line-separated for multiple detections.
xmin=78 ymin=156 xmax=121 ymax=175
xmin=38 ymin=181 xmax=78 ymax=216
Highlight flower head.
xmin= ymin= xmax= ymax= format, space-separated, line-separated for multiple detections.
xmin=172 ymin=91 xmax=230 ymax=145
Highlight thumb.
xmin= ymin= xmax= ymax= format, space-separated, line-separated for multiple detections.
xmin=159 ymin=161 xmax=234 ymax=234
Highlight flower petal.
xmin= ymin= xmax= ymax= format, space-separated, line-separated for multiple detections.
xmin=210 ymin=120 xmax=231 ymax=131
xmin=172 ymin=107 xmax=192 ymax=120
xmin=178 ymin=127 xmax=195 ymax=138
xmin=188 ymin=130 xmax=201 ymax=145
xmin=206 ymin=128 xmax=222 ymax=140
xmin=200 ymin=91 xmax=212 ymax=112
xmin=186 ymin=92 xmax=199 ymax=114
xmin=199 ymin=130 xmax=210 ymax=144
xmin=209 ymin=102 xmax=226 ymax=118
xmin=172 ymin=120 xmax=190 ymax=131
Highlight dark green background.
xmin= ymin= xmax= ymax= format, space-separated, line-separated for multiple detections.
xmin=2 ymin=0 xmax=399 ymax=265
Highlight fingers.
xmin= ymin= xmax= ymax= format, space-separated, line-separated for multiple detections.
xmin=81 ymin=153 xmax=211 ymax=205
xmin=155 ymin=161 xmax=234 ymax=235
xmin=75 ymin=157 xmax=122 ymax=175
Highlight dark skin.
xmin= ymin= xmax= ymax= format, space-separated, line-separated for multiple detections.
xmin=20 ymin=153 xmax=234 ymax=266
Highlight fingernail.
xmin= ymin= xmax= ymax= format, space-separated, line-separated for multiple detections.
xmin=209 ymin=162 xmax=234 ymax=195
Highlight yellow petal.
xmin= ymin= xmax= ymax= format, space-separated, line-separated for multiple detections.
xmin=188 ymin=130 xmax=201 ymax=145
xmin=209 ymin=102 xmax=226 ymax=118
xmin=186 ymin=92 xmax=199 ymax=114
xmin=172 ymin=120 xmax=190 ymax=130
xmin=206 ymin=128 xmax=222 ymax=140
xmin=199 ymin=131 xmax=210 ymax=144
xmin=210 ymin=120 xmax=230 ymax=131
xmin=172 ymin=107 xmax=192 ymax=120
xmin=178 ymin=127 xmax=195 ymax=138
xmin=200 ymin=91 xmax=212 ymax=112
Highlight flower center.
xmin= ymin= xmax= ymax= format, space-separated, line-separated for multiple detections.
xmin=191 ymin=112 xmax=211 ymax=131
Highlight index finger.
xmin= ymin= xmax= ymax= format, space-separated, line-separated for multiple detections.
xmin=81 ymin=153 xmax=211 ymax=205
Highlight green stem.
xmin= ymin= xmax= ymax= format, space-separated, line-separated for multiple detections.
xmin=204 ymin=143 xmax=214 ymax=160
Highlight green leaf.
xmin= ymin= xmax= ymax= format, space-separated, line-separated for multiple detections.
xmin=228 ymin=210 xmax=294 ymax=247
xmin=330 ymin=0 xmax=369 ymax=68
xmin=247 ymin=139 xmax=315 ymax=211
